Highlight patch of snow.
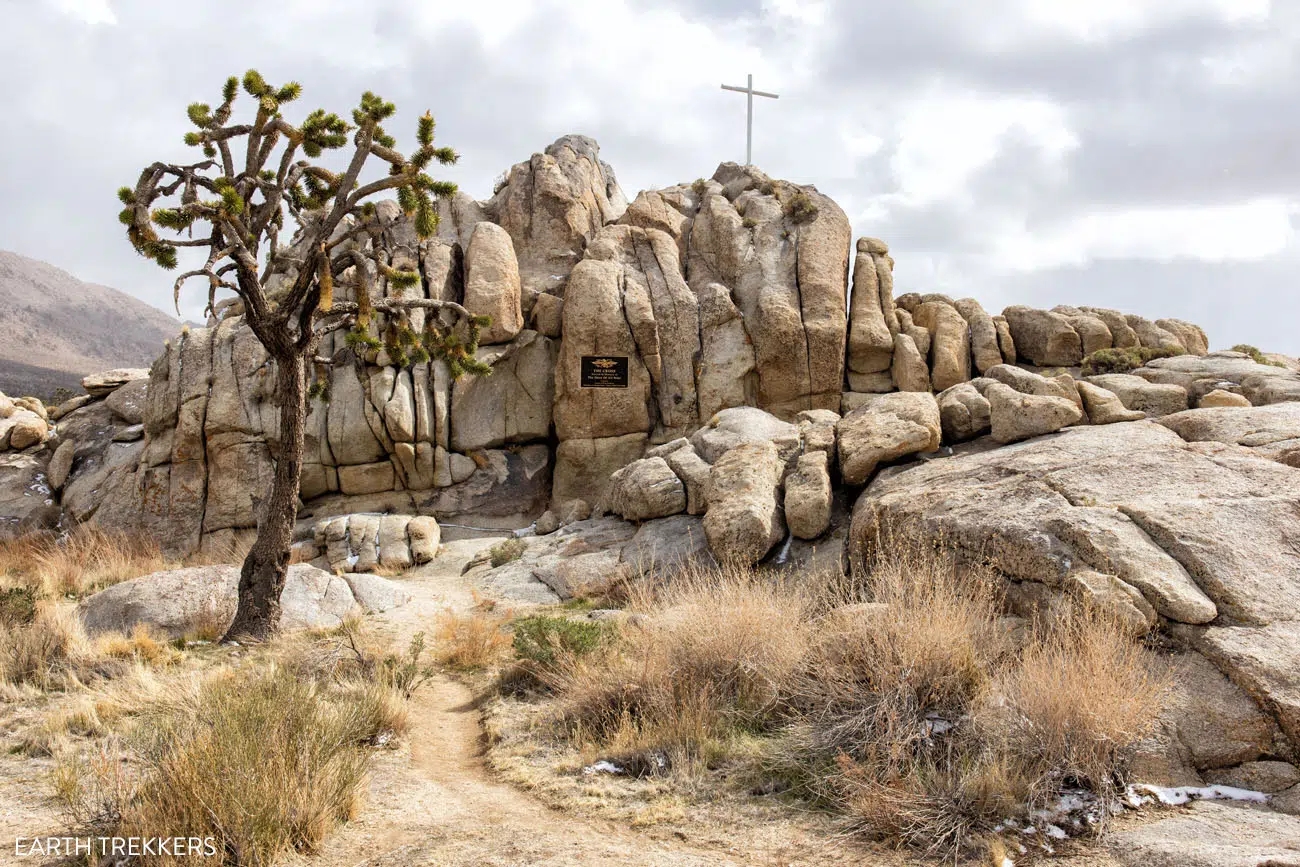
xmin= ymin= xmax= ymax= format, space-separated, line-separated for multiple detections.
xmin=1130 ymin=783 xmax=1270 ymax=806
xmin=773 ymin=532 xmax=793 ymax=565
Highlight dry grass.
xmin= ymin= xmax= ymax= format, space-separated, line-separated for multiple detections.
xmin=0 ymin=525 xmax=172 ymax=600
xmin=534 ymin=544 xmax=1166 ymax=858
xmin=50 ymin=626 xmax=423 ymax=865
xmin=434 ymin=604 xmax=513 ymax=669
xmin=547 ymin=563 xmax=813 ymax=772
xmin=0 ymin=601 xmax=96 ymax=689
xmin=982 ymin=605 xmax=1166 ymax=800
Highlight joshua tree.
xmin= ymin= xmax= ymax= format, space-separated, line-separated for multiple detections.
xmin=119 ymin=71 xmax=489 ymax=640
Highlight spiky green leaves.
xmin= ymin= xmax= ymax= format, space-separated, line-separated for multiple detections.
xmin=117 ymin=187 xmax=136 ymax=205
xmin=414 ymin=197 xmax=438 ymax=238
xmin=276 ymin=82 xmax=302 ymax=103
xmin=152 ymin=207 xmax=195 ymax=230
xmin=417 ymin=112 xmax=435 ymax=147
xmin=382 ymin=266 xmax=421 ymax=289
xmin=187 ymin=102 xmax=212 ymax=127
xmin=353 ymin=91 xmax=396 ymax=127
xmin=396 ymin=185 xmax=419 ymax=215
xmin=242 ymin=69 xmax=270 ymax=98
xmin=344 ymin=325 xmax=382 ymax=352
xmin=222 ymin=76 xmax=238 ymax=104
xmin=300 ymin=108 xmax=350 ymax=157
xmin=212 ymin=177 xmax=244 ymax=215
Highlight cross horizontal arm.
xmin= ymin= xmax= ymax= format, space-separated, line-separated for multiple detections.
xmin=720 ymin=84 xmax=779 ymax=99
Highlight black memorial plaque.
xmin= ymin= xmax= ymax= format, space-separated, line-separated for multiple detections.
xmin=580 ymin=355 xmax=630 ymax=388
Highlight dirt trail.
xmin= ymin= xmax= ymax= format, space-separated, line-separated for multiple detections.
xmin=303 ymin=539 xmax=747 ymax=867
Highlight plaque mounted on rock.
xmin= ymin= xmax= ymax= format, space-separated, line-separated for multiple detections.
xmin=580 ymin=355 xmax=630 ymax=388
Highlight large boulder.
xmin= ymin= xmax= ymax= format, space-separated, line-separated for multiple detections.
xmin=1186 ymin=622 xmax=1300 ymax=745
xmin=4 ymin=410 xmax=49 ymax=450
xmin=683 ymin=165 xmax=850 ymax=417
xmin=81 ymin=368 xmax=149 ymax=398
xmin=0 ymin=451 xmax=55 ymax=537
xmin=985 ymin=382 xmax=1083 ymax=444
xmin=606 ymin=457 xmax=687 ymax=521
xmin=1107 ymin=802 xmax=1300 ymax=867
xmin=552 ymin=433 xmax=648 ymax=507
xmin=937 ymin=383 xmax=991 ymax=443
xmin=463 ymin=221 xmax=525 ymax=345
xmin=449 ymin=330 xmax=556 ymax=451
xmin=703 ymin=440 xmax=786 ymax=565
xmin=1198 ymin=389 xmax=1251 ymax=409
xmin=784 ymin=450 xmax=832 ymax=540
xmin=104 ymin=378 xmax=148 ymax=425
xmin=835 ymin=392 xmax=941 ymax=485
xmin=552 ymin=225 xmax=690 ymax=442
xmin=78 ymin=564 xmax=407 ymax=638
xmin=486 ymin=134 xmax=627 ymax=298
xmin=889 ymin=331 xmax=931 ymax=394
xmin=1001 ymin=306 xmax=1082 ymax=366
xmin=1076 ymin=380 xmax=1145 ymax=424
xmin=690 ymin=406 xmax=801 ymax=465
xmin=1159 ymin=402 xmax=1300 ymax=467
xmin=953 ymin=298 xmax=1003 ymax=374
xmin=1087 ymin=373 xmax=1189 ymax=417
xmin=621 ymin=514 xmax=714 ymax=577
xmin=912 ymin=301 xmax=971 ymax=391
xmin=845 ymin=237 xmax=896 ymax=386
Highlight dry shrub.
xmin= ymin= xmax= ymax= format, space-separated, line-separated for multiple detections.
xmin=435 ymin=606 xmax=512 ymax=669
xmin=541 ymin=537 xmax=1165 ymax=857
xmin=1 ymin=525 xmax=171 ymax=600
xmin=63 ymin=663 xmax=385 ymax=864
xmin=550 ymin=562 xmax=812 ymax=770
xmin=0 ymin=602 xmax=95 ymax=688
xmin=978 ymin=605 xmax=1165 ymax=801
xmin=95 ymin=623 xmax=175 ymax=665
xmin=774 ymin=541 xmax=1164 ymax=856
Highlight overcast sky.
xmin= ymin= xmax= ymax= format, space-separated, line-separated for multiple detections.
xmin=2 ymin=0 xmax=1297 ymax=352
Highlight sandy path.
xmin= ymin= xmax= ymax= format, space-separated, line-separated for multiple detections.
xmin=302 ymin=539 xmax=745 ymax=867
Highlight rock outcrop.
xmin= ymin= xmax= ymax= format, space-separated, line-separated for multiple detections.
xmin=2 ymin=133 xmax=1256 ymax=572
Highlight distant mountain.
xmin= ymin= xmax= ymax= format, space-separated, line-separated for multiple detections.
xmin=0 ymin=251 xmax=179 ymax=400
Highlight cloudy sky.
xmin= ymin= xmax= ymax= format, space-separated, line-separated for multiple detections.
xmin=2 ymin=0 xmax=1297 ymax=352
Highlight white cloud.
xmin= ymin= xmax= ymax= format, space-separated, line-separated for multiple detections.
xmin=996 ymin=198 xmax=1297 ymax=270
xmin=885 ymin=90 xmax=1078 ymax=207
xmin=47 ymin=0 xmax=116 ymax=26
xmin=1014 ymin=0 xmax=1271 ymax=43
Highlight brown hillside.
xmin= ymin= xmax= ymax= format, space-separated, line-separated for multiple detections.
xmin=0 ymin=250 xmax=178 ymax=398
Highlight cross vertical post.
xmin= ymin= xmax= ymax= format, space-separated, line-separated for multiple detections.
xmin=721 ymin=74 xmax=779 ymax=166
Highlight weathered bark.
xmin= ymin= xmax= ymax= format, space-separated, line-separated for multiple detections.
xmin=222 ymin=349 xmax=307 ymax=641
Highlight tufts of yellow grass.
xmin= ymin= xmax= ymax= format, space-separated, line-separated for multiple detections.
xmin=0 ymin=525 xmax=172 ymax=600
xmin=538 ymin=542 xmax=1166 ymax=858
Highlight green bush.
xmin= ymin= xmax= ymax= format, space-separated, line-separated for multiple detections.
xmin=1231 ymin=344 xmax=1287 ymax=368
xmin=1081 ymin=345 xmax=1185 ymax=376
xmin=512 ymin=615 xmax=609 ymax=666
xmin=488 ymin=538 xmax=525 ymax=568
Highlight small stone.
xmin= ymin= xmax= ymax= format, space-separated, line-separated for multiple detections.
xmin=1199 ymin=389 xmax=1251 ymax=408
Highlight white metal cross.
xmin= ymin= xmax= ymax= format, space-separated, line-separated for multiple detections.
xmin=721 ymin=74 xmax=779 ymax=166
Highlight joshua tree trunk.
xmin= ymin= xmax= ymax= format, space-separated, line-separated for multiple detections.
xmin=223 ymin=350 xmax=307 ymax=642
